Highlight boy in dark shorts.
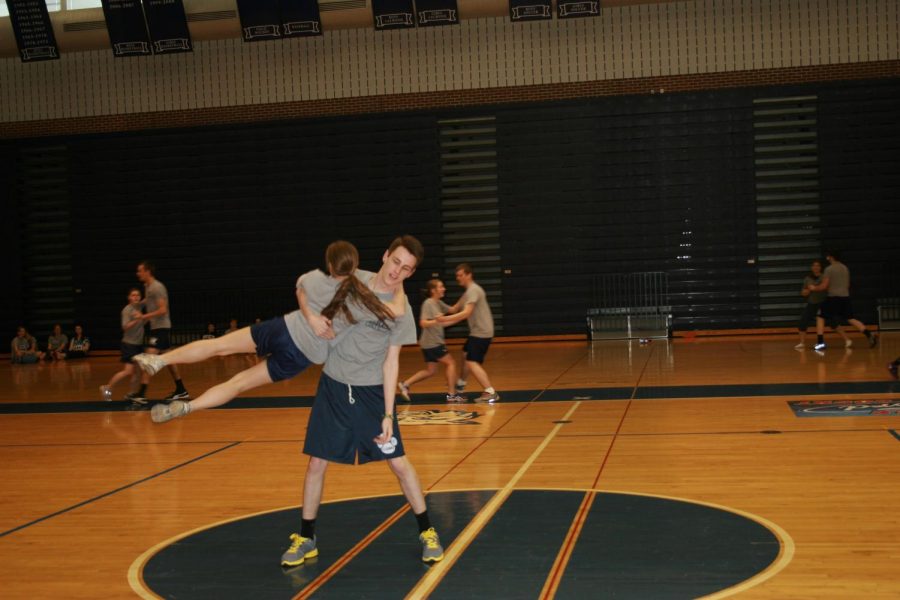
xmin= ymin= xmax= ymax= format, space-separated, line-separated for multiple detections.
xmin=436 ymin=263 xmax=500 ymax=403
xmin=808 ymin=251 xmax=878 ymax=351
xmin=281 ymin=235 xmax=446 ymax=567
xmin=131 ymin=261 xmax=189 ymax=403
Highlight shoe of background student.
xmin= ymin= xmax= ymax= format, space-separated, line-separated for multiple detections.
xmin=474 ymin=391 xmax=500 ymax=403
xmin=132 ymin=353 xmax=167 ymax=376
xmin=419 ymin=527 xmax=444 ymax=563
xmin=99 ymin=385 xmax=112 ymax=401
xmin=445 ymin=393 xmax=467 ymax=403
xmin=844 ymin=339 xmax=853 ymax=348
xmin=793 ymin=343 xmax=805 ymax=351
xmin=124 ymin=392 xmax=147 ymax=405
xmin=163 ymin=390 xmax=191 ymax=401
xmin=888 ymin=363 xmax=899 ymax=380
xmin=398 ymin=382 xmax=411 ymax=402
xmin=281 ymin=534 xmax=318 ymax=567
xmin=813 ymin=343 xmax=826 ymax=352
xmin=869 ymin=333 xmax=879 ymax=348
xmin=455 ymin=381 xmax=466 ymax=393
xmin=151 ymin=400 xmax=191 ymax=423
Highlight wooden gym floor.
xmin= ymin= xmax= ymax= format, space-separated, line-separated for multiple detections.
xmin=1 ymin=333 xmax=898 ymax=599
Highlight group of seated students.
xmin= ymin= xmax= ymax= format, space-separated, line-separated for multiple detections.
xmin=10 ymin=324 xmax=91 ymax=364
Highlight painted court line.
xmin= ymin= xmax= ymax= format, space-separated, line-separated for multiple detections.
xmin=0 ymin=441 xmax=241 ymax=538
xmin=405 ymin=401 xmax=583 ymax=599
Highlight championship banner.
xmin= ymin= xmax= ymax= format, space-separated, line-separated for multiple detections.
xmin=415 ymin=0 xmax=458 ymax=27
xmin=509 ymin=0 xmax=551 ymax=22
xmin=280 ymin=0 xmax=323 ymax=37
xmin=7 ymin=0 xmax=59 ymax=63
xmin=101 ymin=0 xmax=152 ymax=57
xmin=372 ymin=0 xmax=415 ymax=31
xmin=558 ymin=0 xmax=600 ymax=19
xmin=236 ymin=0 xmax=281 ymax=41
xmin=143 ymin=0 xmax=192 ymax=54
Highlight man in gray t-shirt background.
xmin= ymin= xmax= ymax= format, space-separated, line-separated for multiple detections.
xmin=807 ymin=250 xmax=878 ymax=350
xmin=133 ymin=260 xmax=190 ymax=403
xmin=437 ymin=263 xmax=500 ymax=403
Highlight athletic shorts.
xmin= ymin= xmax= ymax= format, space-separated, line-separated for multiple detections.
xmin=422 ymin=344 xmax=448 ymax=363
xmin=464 ymin=336 xmax=492 ymax=364
xmin=250 ymin=316 xmax=312 ymax=383
xmin=120 ymin=342 xmax=143 ymax=364
xmin=798 ymin=302 xmax=823 ymax=331
xmin=304 ymin=372 xmax=405 ymax=465
xmin=147 ymin=329 xmax=171 ymax=351
xmin=822 ymin=297 xmax=855 ymax=326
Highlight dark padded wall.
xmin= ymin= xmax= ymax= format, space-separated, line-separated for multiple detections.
xmin=64 ymin=114 xmax=441 ymax=347
xmin=6 ymin=77 xmax=898 ymax=346
xmin=0 ymin=147 xmax=23 ymax=338
xmin=497 ymin=90 xmax=758 ymax=334
xmin=817 ymin=78 xmax=900 ymax=316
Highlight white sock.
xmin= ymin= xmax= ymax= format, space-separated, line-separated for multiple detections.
xmin=484 ymin=387 xmax=495 ymax=394
xmin=457 ymin=379 xmax=466 ymax=387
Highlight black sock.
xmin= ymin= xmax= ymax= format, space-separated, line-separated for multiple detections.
xmin=816 ymin=335 xmax=823 ymax=344
xmin=174 ymin=378 xmax=185 ymax=392
xmin=415 ymin=510 xmax=431 ymax=534
xmin=301 ymin=518 xmax=316 ymax=539
xmin=863 ymin=330 xmax=871 ymax=338
xmin=138 ymin=384 xmax=147 ymax=396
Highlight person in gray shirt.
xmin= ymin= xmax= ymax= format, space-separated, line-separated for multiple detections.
xmin=283 ymin=235 xmax=446 ymax=568
xmin=436 ymin=263 xmax=500 ymax=403
xmin=46 ymin=324 xmax=68 ymax=361
xmin=807 ymin=250 xmax=878 ymax=351
xmin=11 ymin=326 xmax=44 ymax=363
xmin=100 ymin=288 xmax=147 ymax=400
xmin=397 ymin=278 xmax=464 ymax=402
xmin=132 ymin=260 xmax=189 ymax=403
xmin=795 ymin=260 xmax=849 ymax=350
xmin=132 ymin=241 xmax=402 ymax=424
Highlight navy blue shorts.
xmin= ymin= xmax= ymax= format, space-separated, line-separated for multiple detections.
xmin=250 ymin=317 xmax=312 ymax=382
xmin=147 ymin=329 xmax=171 ymax=351
xmin=464 ymin=336 xmax=492 ymax=364
xmin=422 ymin=344 xmax=448 ymax=363
xmin=822 ymin=297 xmax=855 ymax=327
xmin=120 ymin=342 xmax=143 ymax=364
xmin=304 ymin=373 xmax=405 ymax=465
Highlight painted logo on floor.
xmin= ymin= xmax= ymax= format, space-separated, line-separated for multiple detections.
xmin=788 ymin=399 xmax=900 ymax=417
xmin=397 ymin=409 xmax=480 ymax=425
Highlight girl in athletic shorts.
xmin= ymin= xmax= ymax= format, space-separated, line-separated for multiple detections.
xmin=131 ymin=241 xmax=404 ymax=423
xmin=100 ymin=289 xmax=146 ymax=400
xmin=398 ymin=279 xmax=465 ymax=402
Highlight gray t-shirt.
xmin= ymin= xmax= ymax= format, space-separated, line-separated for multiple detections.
xmin=122 ymin=305 xmax=145 ymax=345
xmin=802 ymin=275 xmax=827 ymax=304
xmin=323 ymin=271 xmax=416 ymax=386
xmin=144 ymin=279 xmax=172 ymax=329
xmin=47 ymin=333 xmax=68 ymax=350
xmin=12 ymin=335 xmax=35 ymax=353
xmin=461 ymin=282 xmax=494 ymax=338
xmin=283 ymin=269 xmax=351 ymax=365
xmin=824 ymin=261 xmax=850 ymax=297
xmin=419 ymin=298 xmax=450 ymax=349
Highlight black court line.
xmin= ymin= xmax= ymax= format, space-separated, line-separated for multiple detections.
xmin=890 ymin=430 xmax=900 ymax=442
xmin=0 ymin=380 xmax=896 ymax=415
xmin=0 ymin=441 xmax=241 ymax=538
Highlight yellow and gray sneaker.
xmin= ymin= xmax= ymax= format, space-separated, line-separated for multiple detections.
xmin=132 ymin=353 xmax=167 ymax=375
xmin=398 ymin=381 xmax=412 ymax=402
xmin=99 ymin=385 xmax=113 ymax=401
xmin=281 ymin=534 xmax=318 ymax=567
xmin=151 ymin=400 xmax=191 ymax=423
xmin=419 ymin=527 xmax=444 ymax=563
